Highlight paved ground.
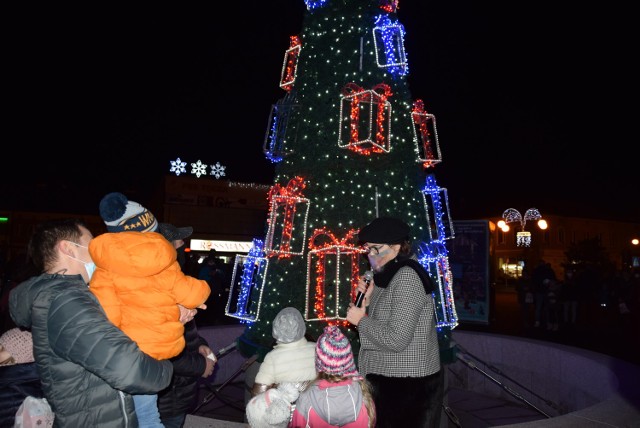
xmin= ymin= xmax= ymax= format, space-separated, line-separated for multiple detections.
xmin=187 ymin=383 xmax=547 ymax=428
xmin=482 ymin=286 xmax=639 ymax=366
xmin=185 ymin=287 xmax=640 ymax=427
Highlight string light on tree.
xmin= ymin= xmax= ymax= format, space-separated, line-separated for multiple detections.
xmin=265 ymin=176 xmax=310 ymax=258
xmin=419 ymin=174 xmax=457 ymax=329
xmin=305 ymin=228 xmax=362 ymax=325
xmin=280 ymin=36 xmax=302 ymax=91
xmin=411 ymin=99 xmax=442 ymax=169
xmin=304 ymin=0 xmax=328 ymax=10
xmin=338 ymin=83 xmax=393 ymax=154
xmin=264 ymin=90 xmax=301 ymax=163
xmin=372 ymin=14 xmax=408 ymax=75
xmin=226 ymin=239 xmax=269 ymax=323
xmin=379 ymin=0 xmax=400 ymax=14
xmin=232 ymin=0 xmax=458 ymax=365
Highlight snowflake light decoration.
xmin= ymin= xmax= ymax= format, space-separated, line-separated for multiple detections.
xmin=169 ymin=157 xmax=187 ymax=176
xmin=210 ymin=162 xmax=226 ymax=179
xmin=191 ymin=160 xmax=208 ymax=178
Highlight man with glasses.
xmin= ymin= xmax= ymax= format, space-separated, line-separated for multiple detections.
xmin=9 ymin=218 xmax=174 ymax=427
xmin=347 ymin=216 xmax=443 ymax=428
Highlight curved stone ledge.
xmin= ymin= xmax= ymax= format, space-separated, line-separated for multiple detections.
xmin=449 ymin=330 xmax=640 ymax=427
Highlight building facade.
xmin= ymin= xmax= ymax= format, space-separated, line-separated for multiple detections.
xmin=2 ymin=178 xmax=638 ymax=279
xmin=491 ymin=214 xmax=640 ymax=279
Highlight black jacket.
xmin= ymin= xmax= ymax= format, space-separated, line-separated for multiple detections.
xmin=158 ymin=320 xmax=209 ymax=418
xmin=0 ymin=362 xmax=44 ymax=428
xmin=9 ymin=273 xmax=173 ymax=428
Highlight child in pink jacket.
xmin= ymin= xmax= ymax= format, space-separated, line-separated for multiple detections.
xmin=290 ymin=326 xmax=375 ymax=428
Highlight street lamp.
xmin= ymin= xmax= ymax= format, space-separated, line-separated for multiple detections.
xmin=499 ymin=208 xmax=545 ymax=247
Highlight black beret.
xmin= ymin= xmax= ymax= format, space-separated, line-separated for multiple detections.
xmin=357 ymin=217 xmax=410 ymax=244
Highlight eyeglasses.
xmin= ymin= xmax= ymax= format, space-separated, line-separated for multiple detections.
xmin=363 ymin=244 xmax=387 ymax=255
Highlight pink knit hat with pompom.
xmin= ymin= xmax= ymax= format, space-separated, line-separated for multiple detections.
xmin=315 ymin=326 xmax=358 ymax=377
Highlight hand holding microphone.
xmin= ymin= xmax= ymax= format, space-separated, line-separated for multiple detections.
xmin=354 ymin=270 xmax=373 ymax=307
xmin=347 ymin=271 xmax=373 ymax=326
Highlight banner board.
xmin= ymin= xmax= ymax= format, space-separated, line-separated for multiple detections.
xmin=448 ymin=220 xmax=490 ymax=324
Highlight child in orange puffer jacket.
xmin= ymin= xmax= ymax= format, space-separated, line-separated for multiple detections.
xmin=89 ymin=192 xmax=211 ymax=428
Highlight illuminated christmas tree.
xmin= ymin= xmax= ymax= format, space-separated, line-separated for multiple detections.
xmin=227 ymin=0 xmax=458 ymax=362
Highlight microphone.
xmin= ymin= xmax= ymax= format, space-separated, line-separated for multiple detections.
xmin=354 ymin=270 xmax=373 ymax=307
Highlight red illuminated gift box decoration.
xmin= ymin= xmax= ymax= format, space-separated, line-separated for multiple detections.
xmin=411 ymin=99 xmax=442 ymax=169
xmin=379 ymin=0 xmax=399 ymax=13
xmin=280 ymin=35 xmax=302 ymax=91
xmin=265 ymin=176 xmax=310 ymax=258
xmin=338 ymin=83 xmax=393 ymax=155
xmin=305 ymin=228 xmax=366 ymax=325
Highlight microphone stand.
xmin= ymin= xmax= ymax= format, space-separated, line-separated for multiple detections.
xmin=193 ymin=341 xmax=258 ymax=414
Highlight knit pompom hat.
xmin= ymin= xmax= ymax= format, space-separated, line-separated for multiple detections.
xmin=99 ymin=192 xmax=158 ymax=233
xmin=0 ymin=328 xmax=34 ymax=364
xmin=315 ymin=326 xmax=358 ymax=377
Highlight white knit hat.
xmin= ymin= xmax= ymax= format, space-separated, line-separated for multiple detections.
xmin=246 ymin=383 xmax=299 ymax=428
xmin=272 ymin=307 xmax=306 ymax=344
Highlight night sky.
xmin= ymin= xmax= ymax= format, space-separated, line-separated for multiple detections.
xmin=3 ymin=2 xmax=636 ymax=222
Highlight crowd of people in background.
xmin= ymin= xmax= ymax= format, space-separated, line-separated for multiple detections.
xmin=516 ymin=259 xmax=639 ymax=334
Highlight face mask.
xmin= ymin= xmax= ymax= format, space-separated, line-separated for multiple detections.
xmin=367 ymin=246 xmax=393 ymax=271
xmin=84 ymin=262 xmax=97 ymax=280
xmin=65 ymin=242 xmax=96 ymax=281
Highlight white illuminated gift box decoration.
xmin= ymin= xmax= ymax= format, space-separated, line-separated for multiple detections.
xmin=264 ymin=176 xmax=310 ymax=258
xmin=304 ymin=228 xmax=365 ymax=324
xmin=279 ymin=35 xmax=301 ymax=91
xmin=411 ymin=99 xmax=442 ymax=168
xmin=338 ymin=83 xmax=393 ymax=155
